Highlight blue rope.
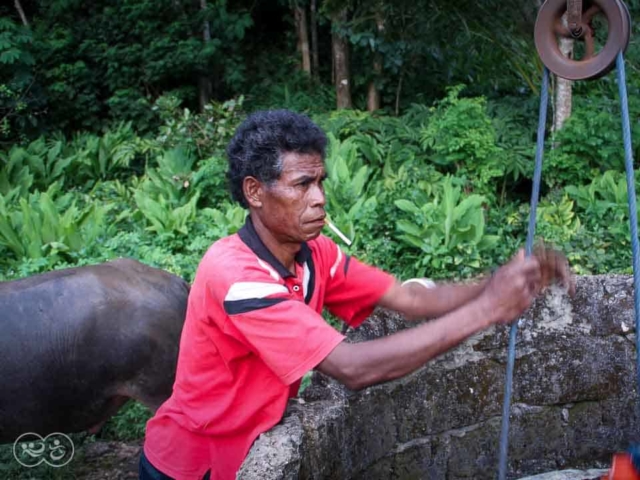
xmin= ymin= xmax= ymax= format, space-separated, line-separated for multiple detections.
xmin=497 ymin=52 xmax=637 ymax=477
xmin=616 ymin=52 xmax=640 ymax=413
xmin=498 ymin=67 xmax=549 ymax=480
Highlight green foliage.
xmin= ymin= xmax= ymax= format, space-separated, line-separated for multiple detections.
xmin=561 ymin=171 xmax=637 ymax=273
xmin=134 ymin=188 xmax=200 ymax=237
xmin=0 ymin=122 xmax=142 ymax=194
xmin=327 ymin=0 xmax=544 ymax=112
xmin=487 ymin=96 xmax=537 ymax=201
xmin=318 ymin=107 xmax=427 ymax=171
xmin=312 ymin=88 xmax=639 ymax=281
xmin=0 ymin=137 xmax=73 ymax=191
xmin=535 ymin=195 xmax=581 ymax=245
xmin=99 ymin=401 xmax=152 ymax=441
xmin=0 ymin=18 xmax=39 ymax=142
xmin=0 ymin=184 xmax=112 ymax=262
xmin=148 ymin=95 xmax=245 ymax=208
xmin=247 ymin=71 xmax=335 ymax=115
xmin=344 ymin=151 xmax=445 ymax=278
xmin=565 ymin=170 xmax=630 ymax=220
xmin=199 ymin=203 xmax=247 ymax=240
xmin=2 ymin=0 xmax=639 ymax=141
xmin=71 ymin=122 xmax=140 ymax=183
xmin=0 ymin=148 xmax=35 ymax=199
xmin=154 ymin=95 xmax=245 ymax=158
xmin=192 ymin=154 xmax=230 ymax=207
xmin=545 ymin=94 xmax=640 ymax=188
xmin=394 ymin=176 xmax=498 ymax=277
xmin=144 ymin=146 xmax=199 ymax=203
xmin=133 ymin=147 xmax=201 ymax=237
xmin=419 ymin=86 xmax=504 ymax=192
xmin=4 ymin=0 xmax=252 ymax=137
xmin=99 ymin=230 xmax=199 ymax=281
xmin=323 ymin=133 xmax=377 ymax=247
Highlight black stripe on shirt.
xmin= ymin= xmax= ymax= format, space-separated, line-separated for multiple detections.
xmin=304 ymin=257 xmax=315 ymax=305
xmin=224 ymin=297 xmax=288 ymax=315
xmin=344 ymin=255 xmax=351 ymax=276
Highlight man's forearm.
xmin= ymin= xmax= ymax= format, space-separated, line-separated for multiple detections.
xmin=320 ymin=295 xmax=499 ymax=390
xmin=404 ymin=277 xmax=489 ymax=320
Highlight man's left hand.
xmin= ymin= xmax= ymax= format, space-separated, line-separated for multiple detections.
xmin=533 ymin=241 xmax=575 ymax=296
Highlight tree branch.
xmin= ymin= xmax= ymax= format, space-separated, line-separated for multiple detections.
xmin=14 ymin=0 xmax=29 ymax=27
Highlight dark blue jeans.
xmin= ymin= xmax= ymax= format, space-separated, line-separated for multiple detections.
xmin=139 ymin=450 xmax=211 ymax=480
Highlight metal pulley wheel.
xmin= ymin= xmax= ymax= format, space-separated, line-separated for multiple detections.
xmin=534 ymin=0 xmax=631 ymax=80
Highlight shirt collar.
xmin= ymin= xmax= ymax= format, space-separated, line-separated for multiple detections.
xmin=238 ymin=216 xmax=311 ymax=279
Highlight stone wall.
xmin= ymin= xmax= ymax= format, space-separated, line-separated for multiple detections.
xmin=238 ymin=276 xmax=640 ymax=479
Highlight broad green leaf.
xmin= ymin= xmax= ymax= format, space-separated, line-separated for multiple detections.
xmin=394 ymin=199 xmax=421 ymax=215
xmin=397 ymin=220 xmax=423 ymax=237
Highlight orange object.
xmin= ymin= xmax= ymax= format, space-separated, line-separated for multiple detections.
xmin=602 ymin=453 xmax=640 ymax=480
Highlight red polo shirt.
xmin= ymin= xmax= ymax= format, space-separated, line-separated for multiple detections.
xmin=143 ymin=218 xmax=395 ymax=480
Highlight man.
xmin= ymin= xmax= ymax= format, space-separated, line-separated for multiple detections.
xmin=140 ymin=110 xmax=573 ymax=480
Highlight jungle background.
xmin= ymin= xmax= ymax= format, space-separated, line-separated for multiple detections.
xmin=1 ymin=0 xmax=640 ymax=477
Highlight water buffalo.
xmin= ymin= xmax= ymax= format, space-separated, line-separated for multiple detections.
xmin=0 ymin=258 xmax=189 ymax=443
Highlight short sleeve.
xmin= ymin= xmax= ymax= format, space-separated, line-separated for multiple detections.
xmin=321 ymin=238 xmax=396 ymax=328
xmin=217 ymin=280 xmax=345 ymax=386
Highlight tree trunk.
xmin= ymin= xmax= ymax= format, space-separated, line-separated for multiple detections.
xmin=294 ymin=4 xmax=311 ymax=75
xmin=198 ymin=0 xmax=213 ymax=111
xmin=14 ymin=0 xmax=29 ymax=27
xmin=553 ymin=14 xmax=573 ymax=132
xmin=395 ymin=68 xmax=404 ymax=116
xmin=367 ymin=82 xmax=380 ymax=113
xmin=332 ymin=10 xmax=352 ymax=109
xmin=310 ymin=0 xmax=319 ymax=80
xmin=367 ymin=10 xmax=385 ymax=112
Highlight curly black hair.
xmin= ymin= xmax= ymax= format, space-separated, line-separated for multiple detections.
xmin=226 ymin=110 xmax=327 ymax=208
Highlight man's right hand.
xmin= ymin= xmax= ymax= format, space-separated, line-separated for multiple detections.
xmin=480 ymin=249 xmax=542 ymax=325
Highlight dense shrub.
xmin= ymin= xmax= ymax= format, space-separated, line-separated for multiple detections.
xmin=2 ymin=87 xmax=638 ymax=282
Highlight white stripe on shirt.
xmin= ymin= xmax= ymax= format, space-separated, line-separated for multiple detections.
xmin=225 ymin=282 xmax=288 ymax=302
xmin=330 ymin=246 xmax=343 ymax=278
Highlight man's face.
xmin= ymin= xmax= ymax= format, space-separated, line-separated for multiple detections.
xmin=256 ymin=151 xmax=327 ymax=244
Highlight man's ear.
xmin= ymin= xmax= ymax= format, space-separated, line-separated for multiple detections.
xmin=243 ymin=176 xmax=263 ymax=208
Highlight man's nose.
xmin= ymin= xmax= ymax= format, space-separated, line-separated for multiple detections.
xmin=310 ymin=183 xmax=326 ymax=207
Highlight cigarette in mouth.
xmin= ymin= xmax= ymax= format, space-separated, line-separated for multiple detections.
xmin=325 ymin=219 xmax=352 ymax=246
